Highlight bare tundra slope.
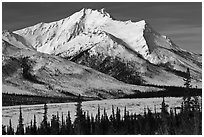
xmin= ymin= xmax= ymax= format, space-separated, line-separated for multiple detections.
xmin=2 ymin=39 xmax=161 ymax=99
xmin=7 ymin=8 xmax=201 ymax=87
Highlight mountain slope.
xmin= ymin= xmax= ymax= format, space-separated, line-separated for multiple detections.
xmin=3 ymin=30 xmax=35 ymax=50
xmin=2 ymin=38 xmax=162 ymax=99
xmin=9 ymin=8 xmax=202 ymax=87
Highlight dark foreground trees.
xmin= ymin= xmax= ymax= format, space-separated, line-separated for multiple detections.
xmin=3 ymin=96 xmax=202 ymax=135
xmin=16 ymin=106 xmax=24 ymax=135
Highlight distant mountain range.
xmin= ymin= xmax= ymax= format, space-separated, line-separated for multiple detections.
xmin=2 ymin=8 xmax=202 ymax=99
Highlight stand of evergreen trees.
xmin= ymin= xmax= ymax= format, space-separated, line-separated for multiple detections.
xmin=2 ymin=95 xmax=202 ymax=135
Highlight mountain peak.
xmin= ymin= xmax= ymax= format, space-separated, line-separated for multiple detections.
xmin=79 ymin=8 xmax=111 ymax=18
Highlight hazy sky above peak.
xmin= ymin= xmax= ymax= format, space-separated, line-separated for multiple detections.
xmin=2 ymin=2 xmax=202 ymax=53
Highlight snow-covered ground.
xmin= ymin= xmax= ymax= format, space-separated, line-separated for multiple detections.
xmin=2 ymin=97 xmax=185 ymax=131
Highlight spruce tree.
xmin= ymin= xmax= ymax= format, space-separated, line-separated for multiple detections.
xmin=16 ymin=106 xmax=24 ymax=135
xmin=101 ymin=108 xmax=109 ymax=134
xmin=2 ymin=125 xmax=6 ymax=135
xmin=56 ymin=112 xmax=60 ymax=134
xmin=124 ymin=106 xmax=127 ymax=121
xmin=40 ymin=103 xmax=49 ymax=134
xmin=161 ymin=97 xmax=168 ymax=114
xmin=116 ymin=107 xmax=121 ymax=132
xmin=65 ymin=111 xmax=73 ymax=134
xmin=7 ymin=119 xmax=14 ymax=135
xmin=160 ymin=98 xmax=169 ymax=134
xmin=74 ymin=94 xmax=84 ymax=134
xmin=97 ymin=105 xmax=100 ymax=122
xmin=85 ymin=111 xmax=91 ymax=134
xmin=33 ymin=115 xmax=37 ymax=134
xmin=183 ymin=68 xmax=192 ymax=112
xmin=60 ymin=112 xmax=66 ymax=134
xmin=90 ymin=114 xmax=95 ymax=134
xmin=111 ymin=105 xmax=115 ymax=121
xmin=50 ymin=114 xmax=59 ymax=134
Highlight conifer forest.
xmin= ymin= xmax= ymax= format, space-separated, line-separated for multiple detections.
xmin=2 ymin=95 xmax=202 ymax=135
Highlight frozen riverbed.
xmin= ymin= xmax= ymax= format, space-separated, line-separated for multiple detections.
xmin=2 ymin=97 xmax=184 ymax=130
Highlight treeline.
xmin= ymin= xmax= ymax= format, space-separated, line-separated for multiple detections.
xmin=2 ymin=93 xmax=96 ymax=106
xmin=2 ymin=96 xmax=202 ymax=135
xmin=123 ymin=87 xmax=202 ymax=98
xmin=3 ymin=87 xmax=202 ymax=106
xmin=2 ymin=93 xmax=76 ymax=106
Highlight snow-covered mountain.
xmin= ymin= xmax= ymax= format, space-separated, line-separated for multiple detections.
xmin=3 ymin=8 xmax=202 ymax=88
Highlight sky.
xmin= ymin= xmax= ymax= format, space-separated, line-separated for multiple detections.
xmin=2 ymin=2 xmax=202 ymax=53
